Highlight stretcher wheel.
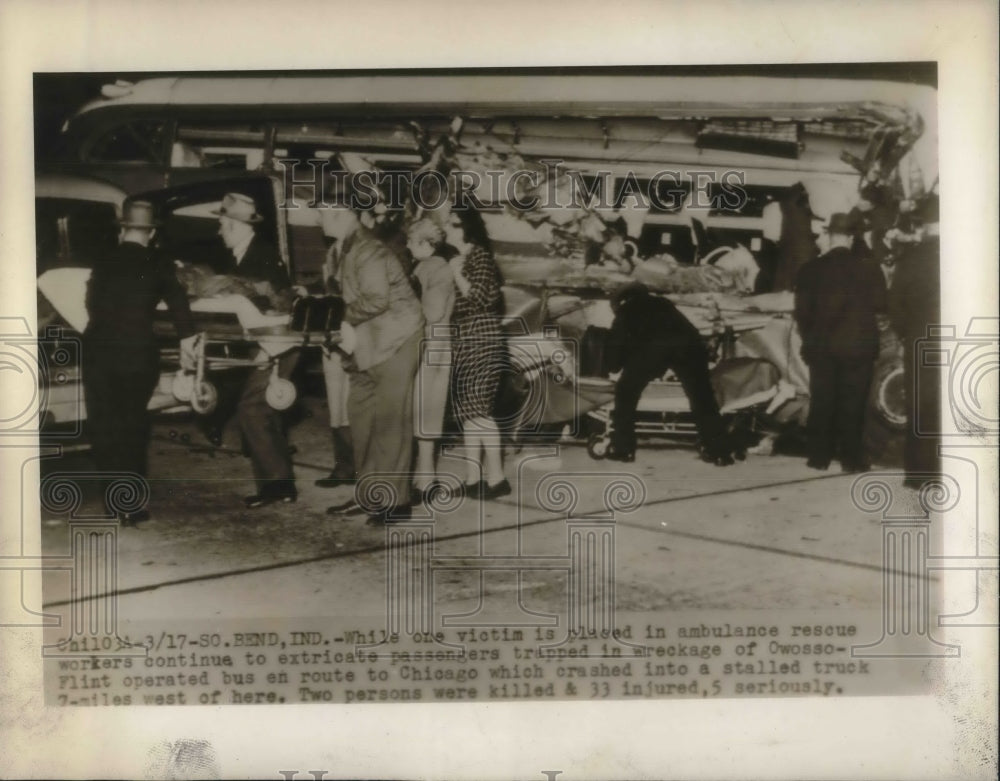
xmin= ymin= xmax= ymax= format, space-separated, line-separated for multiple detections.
xmin=587 ymin=433 xmax=610 ymax=460
xmin=171 ymin=371 xmax=195 ymax=402
xmin=265 ymin=377 xmax=297 ymax=411
xmin=191 ymin=381 xmax=218 ymax=415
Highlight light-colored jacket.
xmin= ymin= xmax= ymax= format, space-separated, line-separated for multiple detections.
xmin=336 ymin=227 xmax=423 ymax=371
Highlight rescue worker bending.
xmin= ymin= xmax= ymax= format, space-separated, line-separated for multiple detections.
xmin=605 ymin=282 xmax=741 ymax=466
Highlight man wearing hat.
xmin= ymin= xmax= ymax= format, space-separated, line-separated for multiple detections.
xmin=320 ymin=192 xmax=424 ymax=524
xmin=83 ymin=200 xmax=198 ymax=525
xmin=214 ymin=191 xmax=290 ymax=290
xmin=213 ymin=192 xmax=300 ymax=508
xmin=195 ymin=191 xmax=294 ymax=449
xmin=794 ymin=210 xmax=887 ymax=472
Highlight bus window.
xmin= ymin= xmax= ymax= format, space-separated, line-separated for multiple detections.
xmin=174 ymin=122 xmax=268 ymax=169
xmin=85 ymin=120 xmax=169 ymax=164
xmin=707 ymin=183 xmax=787 ymax=217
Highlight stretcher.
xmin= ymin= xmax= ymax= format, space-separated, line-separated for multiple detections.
xmin=35 ymin=267 xmax=347 ymax=423
xmin=496 ymin=280 xmax=791 ymax=452
xmin=154 ymin=293 xmax=348 ymax=414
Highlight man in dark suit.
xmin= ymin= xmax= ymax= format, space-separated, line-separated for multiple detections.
xmin=213 ymin=192 xmax=300 ymax=508
xmin=794 ymin=211 xmax=887 ymax=472
xmin=888 ymin=194 xmax=942 ymax=488
xmin=83 ymin=200 xmax=197 ymax=525
xmin=215 ymin=192 xmax=290 ymax=290
xmin=604 ymin=282 xmax=738 ymax=466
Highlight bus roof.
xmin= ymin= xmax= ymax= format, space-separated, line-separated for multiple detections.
xmin=74 ymin=74 xmax=935 ymax=122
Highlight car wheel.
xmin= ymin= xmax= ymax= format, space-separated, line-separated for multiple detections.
xmin=864 ymin=330 xmax=906 ymax=467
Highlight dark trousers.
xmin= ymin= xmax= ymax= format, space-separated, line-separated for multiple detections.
xmin=805 ymin=354 xmax=874 ymax=467
xmin=237 ymin=349 xmax=300 ymax=497
xmin=348 ymin=331 xmax=421 ymax=512
xmin=611 ymin=346 xmax=728 ymax=456
xmin=902 ymin=336 xmax=942 ymax=478
xmin=82 ymin=350 xmax=159 ymax=502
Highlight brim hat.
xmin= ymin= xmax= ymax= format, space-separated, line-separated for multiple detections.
xmin=118 ymin=200 xmax=160 ymax=229
xmin=212 ymin=192 xmax=264 ymax=224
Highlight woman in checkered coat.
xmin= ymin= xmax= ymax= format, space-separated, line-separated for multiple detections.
xmin=444 ymin=208 xmax=511 ymax=500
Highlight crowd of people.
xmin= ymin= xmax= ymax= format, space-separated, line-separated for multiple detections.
xmin=83 ymin=183 xmax=514 ymax=526
xmin=81 ymin=178 xmax=941 ymax=526
xmin=787 ymin=189 xmax=941 ymax=485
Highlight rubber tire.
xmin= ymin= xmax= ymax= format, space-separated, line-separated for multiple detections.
xmin=863 ymin=324 xmax=905 ymax=468
xmin=587 ymin=433 xmax=610 ymax=460
xmin=265 ymin=377 xmax=297 ymax=411
xmin=190 ymin=381 xmax=218 ymax=416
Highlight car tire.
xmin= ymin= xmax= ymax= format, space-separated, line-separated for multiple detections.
xmin=863 ymin=325 xmax=906 ymax=467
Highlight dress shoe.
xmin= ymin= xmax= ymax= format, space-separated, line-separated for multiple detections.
xmin=203 ymin=428 xmax=223 ymax=448
xmin=806 ymin=458 xmax=830 ymax=471
xmin=244 ymin=491 xmax=297 ymax=509
xmin=605 ymin=444 xmax=636 ymax=463
xmin=365 ymin=505 xmax=412 ymax=525
xmin=315 ymin=470 xmax=357 ymax=489
xmin=467 ymin=479 xmax=512 ymax=501
xmin=327 ymin=498 xmax=366 ymax=517
xmin=383 ymin=505 xmax=412 ymax=524
xmin=462 ymin=481 xmax=484 ymax=499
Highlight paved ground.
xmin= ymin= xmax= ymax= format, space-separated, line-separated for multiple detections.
xmin=37 ymin=393 xmax=921 ymax=626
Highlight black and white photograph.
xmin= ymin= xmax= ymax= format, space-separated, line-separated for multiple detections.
xmin=2 ymin=2 xmax=997 ymax=779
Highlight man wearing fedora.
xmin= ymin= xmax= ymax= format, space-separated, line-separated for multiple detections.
xmin=794 ymin=210 xmax=887 ymax=473
xmin=83 ymin=200 xmax=198 ymax=525
xmin=212 ymin=191 xmax=301 ymax=508
xmin=214 ymin=191 xmax=290 ymax=290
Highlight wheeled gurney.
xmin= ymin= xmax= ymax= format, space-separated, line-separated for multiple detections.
xmin=155 ymin=293 xmax=348 ymax=414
